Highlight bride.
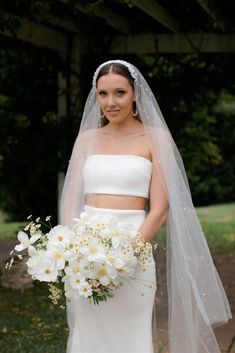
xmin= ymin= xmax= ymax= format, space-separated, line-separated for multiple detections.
xmin=60 ymin=60 xmax=232 ymax=353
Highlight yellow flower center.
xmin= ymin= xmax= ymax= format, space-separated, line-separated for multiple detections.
xmin=58 ymin=235 xmax=64 ymax=241
xmin=45 ymin=268 xmax=51 ymax=274
xmin=73 ymin=267 xmax=80 ymax=273
xmin=53 ymin=251 xmax=62 ymax=260
xmin=107 ymin=256 xmax=115 ymax=264
xmin=98 ymin=268 xmax=107 ymax=276
xmin=89 ymin=246 xmax=97 ymax=254
xmin=76 ymin=278 xmax=81 ymax=283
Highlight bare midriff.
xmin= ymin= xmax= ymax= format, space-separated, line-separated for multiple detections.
xmin=85 ymin=194 xmax=147 ymax=210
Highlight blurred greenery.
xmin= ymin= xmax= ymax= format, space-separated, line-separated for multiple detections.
xmin=0 ymin=283 xmax=67 ymax=353
xmin=0 ymin=36 xmax=63 ymax=221
xmin=0 ymin=2 xmax=234 ymax=221
xmin=0 ymin=222 xmax=26 ymax=243
xmin=196 ymin=203 xmax=235 ymax=254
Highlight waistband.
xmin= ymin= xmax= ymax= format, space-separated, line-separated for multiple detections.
xmin=84 ymin=204 xmax=146 ymax=215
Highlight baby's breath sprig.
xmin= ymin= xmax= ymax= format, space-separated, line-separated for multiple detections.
xmin=132 ymin=232 xmax=156 ymax=271
xmin=48 ymin=283 xmax=64 ymax=307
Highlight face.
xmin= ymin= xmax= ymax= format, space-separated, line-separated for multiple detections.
xmin=96 ymin=73 xmax=135 ymax=124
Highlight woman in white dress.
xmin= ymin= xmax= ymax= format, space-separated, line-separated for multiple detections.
xmin=60 ymin=60 xmax=232 ymax=353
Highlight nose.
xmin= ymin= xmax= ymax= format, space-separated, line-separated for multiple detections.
xmin=107 ymin=94 xmax=116 ymax=107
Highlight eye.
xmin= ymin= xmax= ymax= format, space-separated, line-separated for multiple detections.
xmin=98 ymin=91 xmax=107 ymax=96
xmin=116 ymin=90 xmax=126 ymax=96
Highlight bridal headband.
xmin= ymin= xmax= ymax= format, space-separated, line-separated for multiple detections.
xmin=92 ymin=59 xmax=138 ymax=86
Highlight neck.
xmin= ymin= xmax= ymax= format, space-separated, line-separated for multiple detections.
xmin=107 ymin=116 xmax=140 ymax=134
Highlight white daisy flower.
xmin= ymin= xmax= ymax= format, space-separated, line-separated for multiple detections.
xmin=14 ymin=231 xmax=41 ymax=252
xmin=78 ymin=282 xmax=92 ymax=298
xmin=48 ymin=225 xmax=72 ymax=246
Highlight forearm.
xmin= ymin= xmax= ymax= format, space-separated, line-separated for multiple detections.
xmin=138 ymin=208 xmax=168 ymax=242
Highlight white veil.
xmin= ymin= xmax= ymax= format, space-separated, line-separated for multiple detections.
xmin=60 ymin=59 xmax=232 ymax=353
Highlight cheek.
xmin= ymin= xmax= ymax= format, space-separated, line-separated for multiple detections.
xmin=97 ymin=97 xmax=105 ymax=107
xmin=121 ymin=95 xmax=134 ymax=108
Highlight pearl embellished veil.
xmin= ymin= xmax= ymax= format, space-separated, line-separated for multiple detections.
xmin=60 ymin=60 xmax=232 ymax=353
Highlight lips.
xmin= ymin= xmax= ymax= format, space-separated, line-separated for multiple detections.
xmin=106 ymin=110 xmax=120 ymax=116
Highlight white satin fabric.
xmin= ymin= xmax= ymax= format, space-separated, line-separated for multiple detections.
xmin=66 ymin=205 xmax=157 ymax=353
xmin=82 ymin=154 xmax=152 ymax=198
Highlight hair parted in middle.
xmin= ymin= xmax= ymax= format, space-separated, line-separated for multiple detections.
xmin=96 ymin=62 xmax=141 ymax=127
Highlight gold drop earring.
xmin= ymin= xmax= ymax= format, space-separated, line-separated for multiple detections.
xmin=100 ymin=109 xmax=105 ymax=118
xmin=132 ymin=102 xmax=138 ymax=117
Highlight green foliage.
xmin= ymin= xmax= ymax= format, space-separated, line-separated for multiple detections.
xmin=0 ymin=283 xmax=67 ymax=353
xmin=90 ymin=285 xmax=114 ymax=305
xmin=0 ymin=3 xmax=235 ymax=216
xmin=0 ymin=36 xmax=62 ymax=220
xmin=196 ymin=203 xmax=235 ymax=254
xmin=0 ymin=222 xmax=27 ymax=243
xmin=138 ymin=53 xmax=235 ymax=205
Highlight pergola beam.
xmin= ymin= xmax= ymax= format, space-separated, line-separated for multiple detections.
xmin=131 ymin=0 xmax=181 ymax=32
xmin=1 ymin=14 xmax=68 ymax=54
xmin=1 ymin=13 xmax=235 ymax=54
xmin=111 ymin=33 xmax=235 ymax=53
xmin=75 ymin=3 xmax=132 ymax=34
xmin=195 ymin=0 xmax=227 ymax=31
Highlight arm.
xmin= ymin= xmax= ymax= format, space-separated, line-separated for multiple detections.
xmin=138 ymin=153 xmax=169 ymax=243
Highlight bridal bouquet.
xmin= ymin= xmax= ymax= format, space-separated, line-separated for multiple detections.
xmin=7 ymin=212 xmax=156 ymax=306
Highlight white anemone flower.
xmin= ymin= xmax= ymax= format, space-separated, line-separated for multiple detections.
xmin=63 ymin=276 xmax=80 ymax=299
xmin=105 ymin=251 xmax=125 ymax=269
xmin=99 ymin=227 xmax=112 ymax=240
xmin=70 ymin=273 xmax=86 ymax=289
xmin=111 ymin=224 xmax=134 ymax=249
xmin=73 ymin=222 xmax=86 ymax=236
xmin=14 ymin=231 xmax=41 ymax=252
xmin=47 ymin=225 xmax=72 ymax=246
xmin=89 ymin=213 xmax=117 ymax=231
xmin=81 ymin=239 xmax=106 ymax=262
xmin=64 ymin=238 xmax=80 ymax=261
xmin=64 ymin=259 xmax=88 ymax=276
xmin=78 ymin=282 xmax=92 ymax=298
xmin=27 ymin=252 xmax=58 ymax=282
xmin=27 ymin=249 xmax=46 ymax=278
xmin=47 ymin=243 xmax=66 ymax=270
xmin=117 ymin=255 xmax=137 ymax=277
xmin=91 ymin=263 xmax=117 ymax=286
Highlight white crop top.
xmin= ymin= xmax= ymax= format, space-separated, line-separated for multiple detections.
xmin=82 ymin=155 xmax=152 ymax=198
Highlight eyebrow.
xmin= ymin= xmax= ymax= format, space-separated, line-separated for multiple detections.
xmin=97 ymin=87 xmax=127 ymax=92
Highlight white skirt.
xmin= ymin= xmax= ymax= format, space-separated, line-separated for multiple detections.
xmin=66 ymin=205 xmax=157 ymax=353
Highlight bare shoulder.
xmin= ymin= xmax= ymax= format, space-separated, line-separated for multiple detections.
xmin=78 ymin=128 xmax=97 ymax=141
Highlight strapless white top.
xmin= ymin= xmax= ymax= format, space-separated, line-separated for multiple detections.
xmin=82 ymin=155 xmax=152 ymax=198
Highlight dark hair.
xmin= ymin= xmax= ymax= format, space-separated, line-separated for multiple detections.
xmin=96 ymin=63 xmax=141 ymax=126
xmin=96 ymin=63 xmax=135 ymax=88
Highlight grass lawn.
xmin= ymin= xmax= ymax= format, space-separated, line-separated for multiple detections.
xmin=0 ymin=203 xmax=234 ymax=352
xmin=196 ymin=203 xmax=235 ymax=254
xmin=0 ymin=283 xmax=67 ymax=353
xmin=0 ymin=222 xmax=27 ymax=244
